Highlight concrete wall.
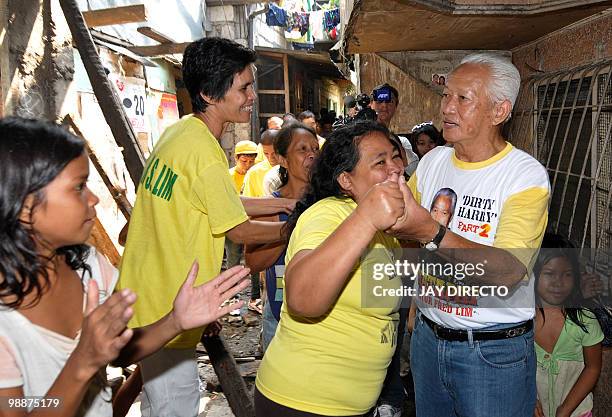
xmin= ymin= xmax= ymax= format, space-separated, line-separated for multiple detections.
xmin=4 ymin=0 xmax=73 ymax=120
xmin=512 ymin=10 xmax=612 ymax=80
xmin=359 ymin=53 xmax=442 ymax=134
xmin=76 ymin=0 xmax=205 ymax=44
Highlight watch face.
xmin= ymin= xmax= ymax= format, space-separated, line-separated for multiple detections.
xmin=425 ymin=241 xmax=438 ymax=251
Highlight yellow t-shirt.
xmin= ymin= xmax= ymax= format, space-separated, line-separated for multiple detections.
xmin=118 ymin=115 xmax=248 ymax=348
xmin=242 ymin=159 xmax=272 ymax=197
xmin=228 ymin=166 xmax=246 ymax=194
xmin=256 ymin=197 xmax=402 ymax=415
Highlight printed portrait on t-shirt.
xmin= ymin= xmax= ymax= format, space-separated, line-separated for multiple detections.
xmin=429 ymin=187 xmax=457 ymax=228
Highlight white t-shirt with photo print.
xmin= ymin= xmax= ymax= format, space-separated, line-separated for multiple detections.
xmin=408 ymin=143 xmax=550 ymax=329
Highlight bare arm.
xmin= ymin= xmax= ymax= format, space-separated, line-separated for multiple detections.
xmin=0 ymin=361 xmax=96 ymax=417
xmin=240 ymin=196 xmax=296 ymax=216
xmin=113 ymin=263 xmax=249 ymax=367
xmin=226 ymin=219 xmax=284 ymax=245
xmin=555 ymin=343 xmax=602 ymax=417
xmin=285 ymin=179 xmax=405 ymax=317
xmin=0 ymin=284 xmax=136 ymax=417
xmin=244 ymin=214 xmax=286 ymax=272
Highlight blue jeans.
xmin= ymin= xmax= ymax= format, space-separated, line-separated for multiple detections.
xmin=410 ymin=313 xmax=536 ymax=417
xmin=262 ymin=299 xmax=279 ymax=352
xmin=377 ymin=307 xmax=408 ymax=408
xmin=224 ymin=238 xmax=243 ymax=269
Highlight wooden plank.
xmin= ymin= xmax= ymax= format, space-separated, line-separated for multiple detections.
xmin=258 ymin=89 xmax=285 ymax=95
xmin=201 ymin=335 xmax=255 ymax=417
xmin=283 ymin=54 xmax=290 ymax=114
xmin=206 ymin=0 xmax=264 ymax=6
xmin=60 ymin=0 xmax=145 ymax=185
xmin=61 ymin=115 xmax=132 ymax=219
xmin=128 ymin=42 xmax=191 ymax=56
xmin=136 ymin=26 xmax=175 ymax=44
xmin=88 ymin=217 xmax=121 ymax=267
xmin=82 ymin=4 xmax=147 ymax=27
xmin=0 ymin=0 xmax=11 ymax=116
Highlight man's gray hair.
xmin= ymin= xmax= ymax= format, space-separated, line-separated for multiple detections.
xmin=457 ymin=53 xmax=521 ymax=110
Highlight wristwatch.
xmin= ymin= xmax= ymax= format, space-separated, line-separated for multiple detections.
xmin=424 ymin=224 xmax=446 ymax=251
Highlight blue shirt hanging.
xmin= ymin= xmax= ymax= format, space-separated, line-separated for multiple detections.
xmin=266 ymin=3 xmax=287 ymax=27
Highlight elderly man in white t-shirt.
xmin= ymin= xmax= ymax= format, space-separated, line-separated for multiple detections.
xmin=389 ymin=53 xmax=550 ymax=417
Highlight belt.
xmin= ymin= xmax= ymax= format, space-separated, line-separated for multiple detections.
xmin=421 ymin=313 xmax=532 ymax=342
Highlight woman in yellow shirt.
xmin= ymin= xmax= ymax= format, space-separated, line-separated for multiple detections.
xmin=255 ymin=120 xmax=407 ymax=416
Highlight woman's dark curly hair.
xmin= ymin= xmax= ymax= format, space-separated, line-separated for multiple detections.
xmin=284 ymin=120 xmax=395 ymax=237
xmin=274 ymin=122 xmax=317 ymax=187
xmin=0 ymin=117 xmax=90 ymax=309
xmin=182 ymin=37 xmax=257 ymax=113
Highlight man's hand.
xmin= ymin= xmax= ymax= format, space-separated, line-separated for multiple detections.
xmin=278 ymin=197 xmax=298 ymax=214
xmin=355 ymin=172 xmax=405 ymax=232
xmin=386 ymin=174 xmax=438 ymax=242
xmin=170 ymin=262 xmax=250 ymax=333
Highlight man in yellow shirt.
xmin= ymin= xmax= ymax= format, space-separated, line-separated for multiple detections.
xmin=243 ymin=129 xmax=279 ymax=198
xmin=242 ymin=130 xmax=280 ymax=313
xmin=119 ymin=37 xmax=294 ymax=417
xmin=228 ymin=140 xmax=257 ymax=193
xmin=226 ymin=140 xmax=257 ymax=291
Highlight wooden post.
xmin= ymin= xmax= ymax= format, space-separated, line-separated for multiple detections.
xmin=201 ymin=334 xmax=255 ymax=417
xmin=59 ymin=0 xmax=145 ymax=184
xmin=62 ymin=115 xmax=132 ymax=219
xmin=0 ymin=0 xmax=12 ymax=116
xmin=283 ymin=53 xmax=290 ymax=114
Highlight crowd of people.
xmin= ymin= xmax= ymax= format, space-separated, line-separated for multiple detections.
xmin=0 ymin=36 xmax=608 ymax=417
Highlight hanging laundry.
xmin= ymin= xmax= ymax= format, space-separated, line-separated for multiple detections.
xmin=292 ymin=42 xmax=314 ymax=51
xmin=282 ymin=0 xmax=305 ymax=12
xmin=266 ymin=3 xmax=288 ymax=27
xmin=323 ymin=8 xmax=340 ymax=31
xmin=309 ymin=10 xmax=327 ymax=41
xmin=296 ymin=12 xmax=309 ymax=36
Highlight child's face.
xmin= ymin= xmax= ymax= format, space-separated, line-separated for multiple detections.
xmin=25 ymin=153 xmax=99 ymax=250
xmin=537 ymin=256 xmax=575 ymax=307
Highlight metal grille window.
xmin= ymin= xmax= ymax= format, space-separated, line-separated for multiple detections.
xmin=510 ymin=61 xmax=611 ymax=263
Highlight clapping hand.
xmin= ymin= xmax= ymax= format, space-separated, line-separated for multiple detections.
xmin=72 ymin=282 xmax=136 ymax=377
xmin=170 ymin=261 xmax=250 ymax=332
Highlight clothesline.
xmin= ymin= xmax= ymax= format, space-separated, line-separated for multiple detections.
xmin=266 ymin=2 xmax=341 ymax=43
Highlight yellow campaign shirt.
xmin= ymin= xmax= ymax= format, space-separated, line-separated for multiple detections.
xmin=242 ymin=159 xmax=272 ymax=197
xmin=118 ymin=115 xmax=248 ymax=348
xmin=256 ymin=197 xmax=402 ymax=416
xmin=228 ymin=166 xmax=246 ymax=194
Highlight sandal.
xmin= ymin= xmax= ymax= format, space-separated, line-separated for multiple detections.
xmin=248 ymin=298 xmax=263 ymax=315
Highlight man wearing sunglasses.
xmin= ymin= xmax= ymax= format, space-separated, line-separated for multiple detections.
xmin=370 ymin=83 xmax=419 ymax=177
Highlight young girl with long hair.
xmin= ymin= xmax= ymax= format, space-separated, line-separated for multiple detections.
xmin=0 ymin=117 xmax=249 ymax=417
xmin=254 ymin=120 xmax=408 ymax=416
xmin=245 ymin=122 xmax=319 ymax=351
xmin=534 ymin=234 xmax=603 ymax=417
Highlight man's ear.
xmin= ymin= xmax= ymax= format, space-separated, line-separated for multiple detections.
xmin=200 ymin=92 xmax=216 ymax=106
xmin=337 ymin=172 xmax=353 ymax=194
xmin=278 ymin=155 xmax=288 ymax=169
xmin=492 ymin=99 xmax=512 ymax=126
